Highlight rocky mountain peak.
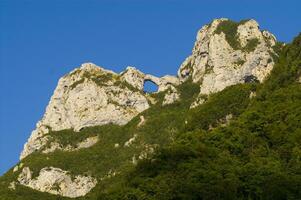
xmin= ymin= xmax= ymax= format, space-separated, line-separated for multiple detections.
xmin=78 ymin=62 xmax=117 ymax=75
xmin=11 ymin=18 xmax=285 ymax=199
xmin=79 ymin=62 xmax=99 ymax=70
xmin=20 ymin=19 xmax=278 ymax=160
xmin=20 ymin=63 xmax=180 ymax=160
xmin=178 ymin=18 xmax=277 ymax=96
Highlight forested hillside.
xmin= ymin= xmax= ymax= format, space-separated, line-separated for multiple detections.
xmin=0 ymin=30 xmax=300 ymax=200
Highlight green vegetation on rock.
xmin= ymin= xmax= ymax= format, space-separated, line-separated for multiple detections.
xmin=244 ymin=38 xmax=260 ymax=52
xmin=214 ymin=19 xmax=261 ymax=52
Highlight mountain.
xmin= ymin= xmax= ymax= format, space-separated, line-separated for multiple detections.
xmin=1 ymin=18 xmax=300 ymax=200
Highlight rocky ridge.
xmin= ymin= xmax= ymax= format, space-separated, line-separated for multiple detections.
xmin=178 ymin=18 xmax=277 ymax=104
xmin=20 ymin=63 xmax=180 ymax=160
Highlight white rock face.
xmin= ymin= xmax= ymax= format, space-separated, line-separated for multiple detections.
xmin=20 ymin=64 xmax=142 ymax=159
xmin=21 ymin=63 xmax=179 ymax=160
xmin=178 ymin=18 xmax=277 ymax=96
xmin=162 ymin=86 xmax=180 ymax=105
xmin=17 ymin=167 xmax=97 ymax=198
xmin=120 ymin=67 xmax=145 ymax=90
xmin=43 ymin=63 xmax=149 ymax=132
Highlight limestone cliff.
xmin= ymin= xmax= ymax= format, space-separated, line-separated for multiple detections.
xmin=20 ymin=63 xmax=179 ymax=160
xmin=178 ymin=18 xmax=277 ymax=102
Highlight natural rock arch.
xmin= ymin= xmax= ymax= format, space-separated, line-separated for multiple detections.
xmin=143 ymin=79 xmax=159 ymax=93
xmin=120 ymin=66 xmax=180 ymax=93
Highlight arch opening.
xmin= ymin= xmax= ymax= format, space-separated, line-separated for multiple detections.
xmin=143 ymin=80 xmax=158 ymax=93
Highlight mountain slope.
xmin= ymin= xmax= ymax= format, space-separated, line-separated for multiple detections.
xmin=107 ymin=33 xmax=301 ymax=200
xmin=1 ymin=19 xmax=300 ymax=200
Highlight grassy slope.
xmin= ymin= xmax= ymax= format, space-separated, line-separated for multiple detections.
xmin=0 ymin=34 xmax=300 ymax=200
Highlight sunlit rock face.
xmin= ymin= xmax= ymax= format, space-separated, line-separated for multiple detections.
xmin=17 ymin=166 xmax=97 ymax=198
xmin=178 ymin=18 xmax=277 ymax=97
xmin=20 ymin=63 xmax=179 ymax=160
xmin=41 ymin=63 xmax=150 ymax=132
xmin=20 ymin=19 xmax=278 ymax=160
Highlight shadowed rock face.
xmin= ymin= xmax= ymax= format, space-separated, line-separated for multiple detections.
xmin=178 ymin=18 xmax=276 ymax=96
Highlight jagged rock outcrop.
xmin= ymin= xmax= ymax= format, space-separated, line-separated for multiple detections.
xmin=178 ymin=18 xmax=277 ymax=98
xmin=17 ymin=167 xmax=97 ymax=198
xmin=40 ymin=63 xmax=150 ymax=132
xmin=21 ymin=63 xmax=179 ymax=160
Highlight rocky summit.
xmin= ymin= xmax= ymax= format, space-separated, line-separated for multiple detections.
xmin=20 ymin=18 xmax=277 ymax=161
xmin=20 ymin=63 xmax=180 ymax=160
xmin=178 ymin=18 xmax=277 ymax=106
xmin=1 ymin=18 xmax=301 ymax=200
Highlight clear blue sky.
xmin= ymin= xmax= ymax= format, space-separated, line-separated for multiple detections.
xmin=0 ymin=0 xmax=300 ymax=175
